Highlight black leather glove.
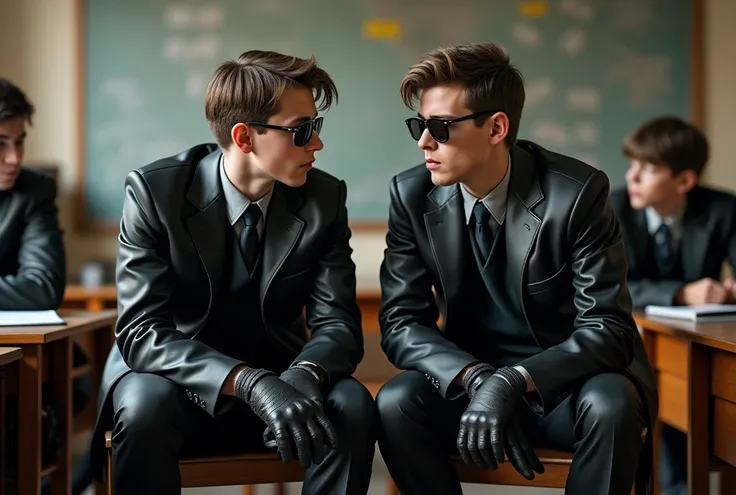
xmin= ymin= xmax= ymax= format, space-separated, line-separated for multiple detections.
xmin=263 ymin=365 xmax=327 ymax=450
xmin=503 ymin=410 xmax=545 ymax=480
xmin=235 ymin=367 xmax=338 ymax=468
xmin=456 ymin=367 xmax=528 ymax=470
xmin=279 ymin=365 xmax=324 ymax=407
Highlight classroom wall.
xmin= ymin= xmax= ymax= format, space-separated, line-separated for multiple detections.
xmin=0 ymin=0 xmax=734 ymax=288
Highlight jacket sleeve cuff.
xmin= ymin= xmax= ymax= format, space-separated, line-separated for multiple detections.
xmin=434 ymin=355 xmax=478 ymax=399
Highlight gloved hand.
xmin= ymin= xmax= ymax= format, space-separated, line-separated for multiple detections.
xmin=263 ymin=365 xmax=328 ymax=450
xmin=235 ymin=367 xmax=338 ymax=468
xmin=456 ymin=367 xmax=529 ymax=471
xmin=279 ymin=365 xmax=324 ymax=408
xmin=502 ymin=410 xmax=545 ymax=480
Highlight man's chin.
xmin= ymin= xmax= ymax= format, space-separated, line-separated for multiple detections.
xmin=0 ymin=179 xmax=16 ymax=191
xmin=429 ymin=170 xmax=457 ymax=187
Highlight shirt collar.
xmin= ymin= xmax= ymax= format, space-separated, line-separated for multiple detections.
xmin=460 ymin=155 xmax=511 ymax=225
xmin=219 ymin=156 xmax=273 ymax=226
xmin=644 ymin=203 xmax=685 ymax=236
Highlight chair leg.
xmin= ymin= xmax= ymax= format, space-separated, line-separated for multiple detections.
xmin=242 ymin=483 xmax=285 ymax=495
xmin=106 ymin=449 xmax=113 ymax=495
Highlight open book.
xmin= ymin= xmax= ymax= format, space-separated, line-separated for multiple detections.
xmin=644 ymin=304 xmax=736 ymax=322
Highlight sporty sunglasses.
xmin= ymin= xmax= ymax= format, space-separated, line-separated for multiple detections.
xmin=245 ymin=117 xmax=323 ymax=147
xmin=405 ymin=110 xmax=496 ymax=143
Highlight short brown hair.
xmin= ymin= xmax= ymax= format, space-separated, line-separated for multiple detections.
xmin=0 ymin=78 xmax=35 ymax=124
xmin=399 ymin=42 xmax=525 ymax=146
xmin=205 ymin=50 xmax=338 ymax=147
xmin=622 ymin=116 xmax=709 ymax=175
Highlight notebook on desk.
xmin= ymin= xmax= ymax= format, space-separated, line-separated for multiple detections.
xmin=644 ymin=304 xmax=736 ymax=322
xmin=0 ymin=310 xmax=66 ymax=327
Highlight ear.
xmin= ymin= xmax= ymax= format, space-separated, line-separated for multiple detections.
xmin=231 ymin=123 xmax=255 ymax=154
xmin=675 ymin=169 xmax=698 ymax=194
xmin=488 ymin=112 xmax=509 ymax=146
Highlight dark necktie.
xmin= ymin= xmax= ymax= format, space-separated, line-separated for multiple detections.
xmin=471 ymin=201 xmax=493 ymax=263
xmin=655 ymin=223 xmax=675 ymax=274
xmin=240 ymin=204 xmax=262 ymax=275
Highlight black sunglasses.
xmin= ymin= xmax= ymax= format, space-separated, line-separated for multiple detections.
xmin=405 ymin=111 xmax=496 ymax=143
xmin=245 ymin=117 xmax=323 ymax=147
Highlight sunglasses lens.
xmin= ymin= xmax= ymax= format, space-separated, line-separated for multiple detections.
xmin=427 ymin=120 xmax=449 ymax=143
xmin=406 ymin=118 xmax=424 ymax=141
xmin=313 ymin=117 xmax=323 ymax=135
xmin=294 ymin=122 xmax=312 ymax=147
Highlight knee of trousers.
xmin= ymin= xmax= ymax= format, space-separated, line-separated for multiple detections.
xmin=327 ymin=377 xmax=378 ymax=449
xmin=112 ymin=374 xmax=187 ymax=447
xmin=375 ymin=371 xmax=439 ymax=434
xmin=577 ymin=373 xmax=645 ymax=437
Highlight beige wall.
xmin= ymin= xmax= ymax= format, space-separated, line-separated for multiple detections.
xmin=1 ymin=0 xmax=734 ymax=288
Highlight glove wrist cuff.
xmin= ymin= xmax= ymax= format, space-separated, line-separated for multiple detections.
xmin=462 ymin=362 xmax=495 ymax=396
xmin=292 ymin=362 xmax=324 ymax=386
xmin=494 ymin=366 xmax=527 ymax=395
xmin=234 ymin=368 xmax=275 ymax=403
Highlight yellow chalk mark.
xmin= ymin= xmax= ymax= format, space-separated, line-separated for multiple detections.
xmin=363 ymin=19 xmax=402 ymax=39
xmin=519 ymin=0 xmax=549 ymax=17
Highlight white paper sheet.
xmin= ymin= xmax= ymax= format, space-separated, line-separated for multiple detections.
xmin=644 ymin=304 xmax=736 ymax=322
xmin=0 ymin=310 xmax=66 ymax=327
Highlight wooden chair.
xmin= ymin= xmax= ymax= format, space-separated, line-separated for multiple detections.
xmin=103 ymin=431 xmax=303 ymax=495
xmin=384 ymin=448 xmax=574 ymax=495
xmin=104 ymin=430 xmax=580 ymax=495
xmin=385 ymin=448 xmax=640 ymax=495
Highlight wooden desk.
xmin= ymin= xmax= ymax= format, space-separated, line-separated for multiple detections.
xmin=0 ymin=347 xmax=23 ymax=366
xmin=0 ymin=347 xmax=23 ymax=495
xmin=0 ymin=310 xmax=116 ymax=495
xmin=634 ymin=313 xmax=736 ymax=495
xmin=62 ymin=285 xmax=117 ymax=312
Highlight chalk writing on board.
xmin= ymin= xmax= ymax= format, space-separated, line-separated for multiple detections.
xmin=198 ymin=4 xmax=225 ymax=29
xmin=525 ymin=78 xmax=555 ymax=108
xmin=512 ymin=22 xmax=542 ymax=47
xmin=518 ymin=1 xmax=548 ymax=18
xmin=559 ymin=27 xmax=586 ymax=56
xmin=163 ymin=4 xmax=192 ymax=29
xmin=560 ymin=0 xmax=594 ymax=21
xmin=350 ymin=0 xmax=482 ymax=59
xmin=99 ymin=78 xmax=144 ymax=113
xmin=565 ymin=87 xmax=600 ymax=111
xmin=571 ymin=122 xmax=599 ymax=145
xmin=531 ymin=121 xmax=568 ymax=147
xmin=164 ymin=3 xmax=225 ymax=29
xmin=608 ymin=50 xmax=671 ymax=105
xmin=163 ymin=35 xmax=221 ymax=61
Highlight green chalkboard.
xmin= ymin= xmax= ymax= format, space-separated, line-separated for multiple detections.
xmin=80 ymin=0 xmax=696 ymax=228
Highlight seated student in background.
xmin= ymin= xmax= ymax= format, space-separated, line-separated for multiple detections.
xmin=0 ymin=78 xmax=93 ymax=495
xmin=375 ymin=42 xmax=657 ymax=495
xmin=611 ymin=115 xmax=736 ymax=310
xmin=610 ymin=115 xmax=736 ymax=495
xmin=0 ymin=79 xmax=65 ymax=308
xmin=89 ymin=50 xmax=375 ymax=495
